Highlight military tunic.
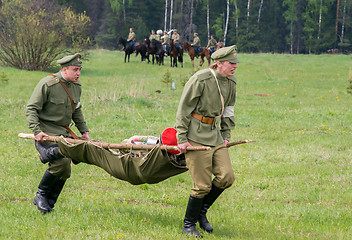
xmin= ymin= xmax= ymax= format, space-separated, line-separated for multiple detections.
xmin=172 ymin=33 xmax=180 ymax=43
xmin=26 ymin=71 xmax=89 ymax=136
xmin=26 ymin=71 xmax=89 ymax=179
xmin=127 ymin=32 xmax=135 ymax=42
xmin=149 ymin=34 xmax=159 ymax=41
xmin=207 ymin=39 xmax=217 ymax=49
xmin=193 ymin=36 xmax=201 ymax=47
xmin=175 ymin=68 xmax=236 ymax=197
xmin=162 ymin=34 xmax=169 ymax=45
xmin=175 ymin=68 xmax=236 ymax=146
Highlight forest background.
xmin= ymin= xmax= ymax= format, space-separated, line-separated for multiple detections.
xmin=0 ymin=0 xmax=351 ymax=56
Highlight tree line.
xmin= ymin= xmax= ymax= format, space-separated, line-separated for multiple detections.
xmin=63 ymin=0 xmax=351 ymax=54
xmin=0 ymin=0 xmax=350 ymax=70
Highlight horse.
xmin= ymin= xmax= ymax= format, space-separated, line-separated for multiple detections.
xmin=144 ymin=38 xmax=165 ymax=65
xmin=169 ymin=39 xmax=183 ymax=68
xmin=135 ymin=43 xmax=147 ymax=62
xmin=117 ymin=37 xmax=134 ymax=63
xmin=152 ymin=39 xmax=165 ymax=65
xmin=183 ymin=41 xmax=211 ymax=67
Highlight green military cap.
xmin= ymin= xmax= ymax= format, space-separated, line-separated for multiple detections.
xmin=211 ymin=45 xmax=239 ymax=63
xmin=57 ymin=53 xmax=83 ymax=67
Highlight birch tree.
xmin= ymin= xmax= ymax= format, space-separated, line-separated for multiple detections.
xmin=283 ymin=0 xmax=298 ymax=53
xmin=224 ymin=0 xmax=230 ymax=44
xmin=164 ymin=0 xmax=168 ymax=31
xmin=169 ymin=0 xmax=173 ymax=30
xmin=257 ymin=0 xmax=264 ymax=23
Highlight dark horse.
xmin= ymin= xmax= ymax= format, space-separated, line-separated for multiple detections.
xmin=144 ymin=38 xmax=165 ymax=65
xmin=183 ymin=41 xmax=211 ymax=67
xmin=169 ymin=39 xmax=183 ymax=68
xmin=117 ymin=37 xmax=134 ymax=63
xmin=135 ymin=44 xmax=148 ymax=62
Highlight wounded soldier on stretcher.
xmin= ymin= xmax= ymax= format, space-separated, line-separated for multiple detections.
xmin=35 ymin=128 xmax=188 ymax=185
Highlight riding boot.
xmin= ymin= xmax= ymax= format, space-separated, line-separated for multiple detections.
xmin=198 ymin=183 xmax=224 ymax=233
xmin=33 ymin=170 xmax=58 ymax=213
xmin=182 ymin=195 xmax=204 ymax=238
xmin=47 ymin=179 xmax=66 ymax=209
xmin=35 ymin=141 xmax=63 ymax=164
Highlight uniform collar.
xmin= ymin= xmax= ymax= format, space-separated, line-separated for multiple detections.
xmin=58 ymin=71 xmax=81 ymax=85
xmin=214 ymin=69 xmax=237 ymax=83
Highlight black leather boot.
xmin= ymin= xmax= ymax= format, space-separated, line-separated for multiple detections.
xmin=198 ymin=183 xmax=224 ymax=233
xmin=48 ymin=179 xmax=66 ymax=209
xmin=33 ymin=170 xmax=58 ymax=213
xmin=182 ymin=195 xmax=204 ymax=238
xmin=35 ymin=141 xmax=63 ymax=164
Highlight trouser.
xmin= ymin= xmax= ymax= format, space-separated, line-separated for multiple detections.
xmin=185 ymin=140 xmax=235 ymax=198
xmin=57 ymin=138 xmax=188 ymax=185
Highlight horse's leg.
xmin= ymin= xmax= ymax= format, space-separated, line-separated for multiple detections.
xmin=199 ymin=56 xmax=204 ymax=67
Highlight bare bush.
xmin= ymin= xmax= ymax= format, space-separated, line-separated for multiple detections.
xmin=0 ymin=0 xmax=91 ymax=71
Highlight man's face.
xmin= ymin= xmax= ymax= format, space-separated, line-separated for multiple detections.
xmin=62 ymin=66 xmax=82 ymax=82
xmin=217 ymin=61 xmax=238 ymax=77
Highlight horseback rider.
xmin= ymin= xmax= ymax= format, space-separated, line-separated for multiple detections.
xmin=127 ymin=28 xmax=136 ymax=51
xmin=172 ymin=29 xmax=181 ymax=54
xmin=161 ymin=31 xmax=170 ymax=55
xmin=207 ymin=35 xmax=217 ymax=56
xmin=149 ymin=30 xmax=160 ymax=41
xmin=191 ymin=33 xmax=202 ymax=56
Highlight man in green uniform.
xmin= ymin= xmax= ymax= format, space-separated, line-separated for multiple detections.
xmin=161 ymin=31 xmax=170 ymax=55
xmin=33 ymin=128 xmax=187 ymax=185
xmin=127 ymin=28 xmax=136 ymax=50
xmin=172 ymin=29 xmax=181 ymax=52
xmin=191 ymin=33 xmax=202 ymax=56
xmin=26 ymin=53 xmax=90 ymax=213
xmin=149 ymin=30 xmax=160 ymax=41
xmin=175 ymin=46 xmax=239 ymax=237
xmin=207 ymin=35 xmax=217 ymax=55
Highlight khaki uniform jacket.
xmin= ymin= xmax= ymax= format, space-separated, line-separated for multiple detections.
xmin=207 ymin=39 xmax=217 ymax=48
xmin=172 ymin=33 xmax=180 ymax=43
xmin=175 ymin=69 xmax=236 ymax=146
xmin=149 ymin=34 xmax=159 ymax=41
xmin=26 ymin=72 xmax=89 ymax=136
xmin=162 ymin=35 xmax=169 ymax=45
xmin=127 ymin=32 xmax=135 ymax=41
xmin=193 ymin=36 xmax=201 ymax=47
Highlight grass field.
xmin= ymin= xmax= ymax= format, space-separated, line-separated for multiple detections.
xmin=0 ymin=50 xmax=351 ymax=239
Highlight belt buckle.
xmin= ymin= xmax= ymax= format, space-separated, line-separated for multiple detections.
xmin=201 ymin=115 xmax=204 ymax=123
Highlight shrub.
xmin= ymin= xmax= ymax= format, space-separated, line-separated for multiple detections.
xmin=0 ymin=0 xmax=91 ymax=71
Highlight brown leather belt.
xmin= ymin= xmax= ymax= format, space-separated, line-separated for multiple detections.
xmin=191 ymin=112 xmax=214 ymax=124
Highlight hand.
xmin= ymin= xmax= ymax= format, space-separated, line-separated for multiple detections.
xmin=81 ymin=132 xmax=90 ymax=140
xmin=178 ymin=141 xmax=192 ymax=154
xmin=224 ymin=139 xmax=229 ymax=146
xmin=35 ymin=131 xmax=48 ymax=142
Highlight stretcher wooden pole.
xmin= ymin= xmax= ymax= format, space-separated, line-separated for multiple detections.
xmin=18 ymin=133 xmax=254 ymax=151
xmin=18 ymin=133 xmax=211 ymax=151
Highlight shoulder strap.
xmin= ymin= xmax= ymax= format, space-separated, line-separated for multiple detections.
xmin=209 ymin=69 xmax=225 ymax=116
xmin=50 ymin=74 xmax=79 ymax=139
xmin=50 ymin=74 xmax=74 ymax=113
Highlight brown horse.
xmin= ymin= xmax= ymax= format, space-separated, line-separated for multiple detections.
xmin=169 ymin=39 xmax=183 ymax=68
xmin=183 ymin=42 xmax=211 ymax=67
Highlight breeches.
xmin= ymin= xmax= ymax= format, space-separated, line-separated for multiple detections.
xmin=185 ymin=140 xmax=235 ymax=198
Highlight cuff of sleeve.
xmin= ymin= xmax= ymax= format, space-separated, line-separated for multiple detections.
xmin=221 ymin=130 xmax=231 ymax=141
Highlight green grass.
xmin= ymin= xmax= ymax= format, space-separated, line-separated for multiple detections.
xmin=0 ymin=50 xmax=351 ymax=239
